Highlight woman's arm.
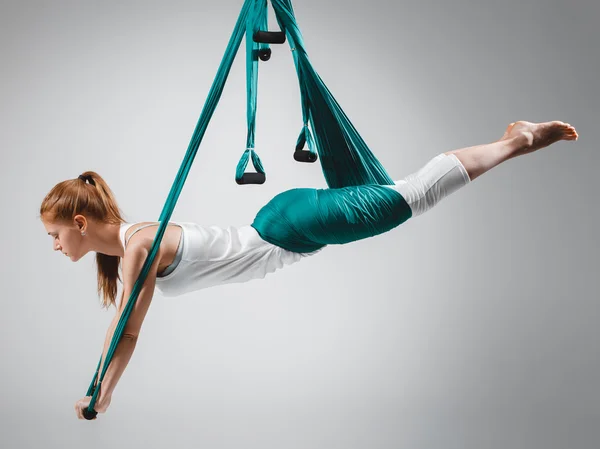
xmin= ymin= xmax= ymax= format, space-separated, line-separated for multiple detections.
xmin=95 ymin=334 xmax=137 ymax=410
xmin=96 ymin=292 xmax=123 ymax=381
xmin=93 ymin=244 xmax=161 ymax=411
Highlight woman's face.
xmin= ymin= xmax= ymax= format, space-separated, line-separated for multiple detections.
xmin=43 ymin=219 xmax=85 ymax=261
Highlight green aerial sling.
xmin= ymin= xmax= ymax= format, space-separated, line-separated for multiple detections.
xmin=83 ymin=0 xmax=408 ymax=419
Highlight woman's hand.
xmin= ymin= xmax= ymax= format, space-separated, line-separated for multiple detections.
xmin=74 ymin=395 xmax=111 ymax=420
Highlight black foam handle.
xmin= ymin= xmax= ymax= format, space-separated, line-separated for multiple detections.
xmin=236 ymin=172 xmax=266 ymax=185
xmin=294 ymin=150 xmax=318 ymax=163
xmin=83 ymin=408 xmax=98 ymax=420
xmin=258 ymin=48 xmax=272 ymax=61
xmin=253 ymin=31 xmax=286 ymax=44
xmin=252 ymin=49 xmax=272 ymax=61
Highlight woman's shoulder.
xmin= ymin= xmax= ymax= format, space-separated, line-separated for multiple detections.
xmin=123 ymin=221 xmax=178 ymax=251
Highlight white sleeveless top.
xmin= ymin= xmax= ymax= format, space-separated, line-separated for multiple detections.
xmin=119 ymin=222 xmax=322 ymax=297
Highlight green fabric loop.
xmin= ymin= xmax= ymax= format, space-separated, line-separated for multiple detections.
xmin=271 ymin=0 xmax=395 ymax=187
xmin=295 ymin=124 xmax=316 ymax=155
xmin=235 ymin=148 xmax=265 ymax=180
xmin=251 ymin=148 xmax=265 ymax=173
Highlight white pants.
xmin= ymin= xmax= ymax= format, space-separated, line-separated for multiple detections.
xmin=387 ymin=153 xmax=472 ymax=217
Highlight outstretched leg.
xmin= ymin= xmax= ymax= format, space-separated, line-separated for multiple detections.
xmin=251 ymin=121 xmax=579 ymax=252
xmin=444 ymin=120 xmax=579 ymax=181
xmin=390 ymin=120 xmax=579 ymax=217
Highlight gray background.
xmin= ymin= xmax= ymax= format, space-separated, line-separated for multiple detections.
xmin=1 ymin=0 xmax=598 ymax=448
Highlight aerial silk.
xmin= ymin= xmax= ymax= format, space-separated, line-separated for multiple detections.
xmin=83 ymin=0 xmax=411 ymax=419
xmin=252 ymin=185 xmax=411 ymax=253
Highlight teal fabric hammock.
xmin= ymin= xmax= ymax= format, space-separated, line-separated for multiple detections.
xmin=83 ymin=0 xmax=405 ymax=419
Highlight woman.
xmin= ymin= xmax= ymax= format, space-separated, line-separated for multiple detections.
xmin=40 ymin=120 xmax=578 ymax=419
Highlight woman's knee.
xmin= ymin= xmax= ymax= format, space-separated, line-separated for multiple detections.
xmin=391 ymin=153 xmax=471 ymax=217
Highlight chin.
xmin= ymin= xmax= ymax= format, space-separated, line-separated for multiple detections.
xmin=65 ymin=251 xmax=86 ymax=262
xmin=74 ymin=251 xmax=90 ymax=261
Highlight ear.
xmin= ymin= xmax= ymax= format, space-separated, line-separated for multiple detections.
xmin=70 ymin=216 xmax=86 ymax=234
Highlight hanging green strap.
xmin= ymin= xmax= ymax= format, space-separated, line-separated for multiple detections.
xmin=235 ymin=0 xmax=268 ymax=183
xmin=235 ymin=148 xmax=266 ymax=181
xmin=270 ymin=0 xmax=395 ymax=188
xmin=83 ymin=0 xmax=256 ymax=419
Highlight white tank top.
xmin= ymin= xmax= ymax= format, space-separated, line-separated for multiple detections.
xmin=119 ymin=222 xmax=322 ymax=297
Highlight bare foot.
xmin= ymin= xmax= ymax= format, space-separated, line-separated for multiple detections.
xmin=500 ymin=120 xmax=579 ymax=155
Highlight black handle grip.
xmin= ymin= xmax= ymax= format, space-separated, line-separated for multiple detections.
xmin=252 ymin=49 xmax=272 ymax=62
xmin=258 ymin=48 xmax=272 ymax=61
xmin=83 ymin=408 xmax=98 ymax=420
xmin=253 ymin=31 xmax=286 ymax=44
xmin=236 ymin=172 xmax=266 ymax=185
xmin=294 ymin=150 xmax=318 ymax=163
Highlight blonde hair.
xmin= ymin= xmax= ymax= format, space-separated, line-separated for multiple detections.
xmin=39 ymin=171 xmax=126 ymax=310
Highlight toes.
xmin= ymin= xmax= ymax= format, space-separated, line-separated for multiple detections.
xmin=552 ymin=121 xmax=579 ymax=141
xmin=558 ymin=122 xmax=577 ymax=135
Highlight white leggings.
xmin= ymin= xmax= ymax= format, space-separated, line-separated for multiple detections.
xmin=387 ymin=153 xmax=472 ymax=217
